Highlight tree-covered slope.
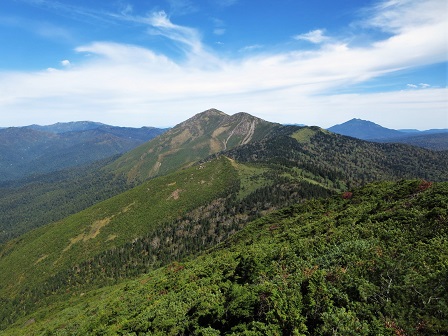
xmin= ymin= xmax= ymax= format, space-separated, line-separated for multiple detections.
xmin=0 ymin=110 xmax=277 ymax=244
xmin=3 ymin=121 xmax=445 ymax=302
xmin=224 ymin=126 xmax=448 ymax=186
xmin=1 ymin=113 xmax=447 ymax=333
xmin=0 ymin=157 xmax=130 ymax=244
xmin=0 ymin=109 xmax=277 ymax=244
xmin=3 ymin=180 xmax=446 ymax=335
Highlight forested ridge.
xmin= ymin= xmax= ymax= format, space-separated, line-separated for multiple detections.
xmin=2 ymin=180 xmax=446 ymax=335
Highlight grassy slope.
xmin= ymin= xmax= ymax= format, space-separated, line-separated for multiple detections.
xmin=3 ymin=180 xmax=446 ymax=335
xmin=2 ymin=125 xmax=447 ymax=325
xmin=0 ymin=157 xmax=238 ymax=301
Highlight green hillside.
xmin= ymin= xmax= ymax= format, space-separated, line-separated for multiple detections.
xmin=0 ymin=153 xmax=338 ymax=329
xmin=0 ymin=157 xmax=238 ymax=324
xmin=3 ymin=180 xmax=446 ymax=335
xmin=0 ymin=110 xmax=276 ymax=243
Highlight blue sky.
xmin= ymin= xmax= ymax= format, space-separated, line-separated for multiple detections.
xmin=0 ymin=0 xmax=446 ymax=129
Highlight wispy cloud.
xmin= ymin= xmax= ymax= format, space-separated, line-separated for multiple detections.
xmin=144 ymin=10 xmax=222 ymax=66
xmin=117 ymin=2 xmax=133 ymax=16
xmin=213 ymin=28 xmax=225 ymax=35
xmin=407 ymin=83 xmax=431 ymax=89
xmin=18 ymin=0 xmax=114 ymax=24
xmin=0 ymin=15 xmax=74 ymax=43
xmin=0 ymin=0 xmax=446 ymax=129
xmin=294 ymin=29 xmax=329 ymax=44
xmin=362 ymin=0 xmax=445 ymax=33
xmin=166 ymin=0 xmax=198 ymax=16
xmin=211 ymin=17 xmax=226 ymax=36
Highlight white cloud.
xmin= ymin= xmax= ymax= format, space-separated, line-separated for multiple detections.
xmin=294 ymin=29 xmax=329 ymax=44
xmin=363 ymin=0 xmax=445 ymax=33
xmin=147 ymin=12 xmax=203 ymax=54
xmin=0 ymin=0 xmax=446 ymax=129
xmin=407 ymin=83 xmax=432 ymax=89
xmin=61 ymin=60 xmax=71 ymax=67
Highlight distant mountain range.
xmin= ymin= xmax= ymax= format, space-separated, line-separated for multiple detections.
xmin=0 ymin=122 xmax=167 ymax=182
xmin=328 ymin=118 xmax=448 ymax=150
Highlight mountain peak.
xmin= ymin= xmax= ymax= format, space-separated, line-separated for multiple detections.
xmin=328 ymin=118 xmax=403 ymax=140
xmin=203 ymin=108 xmax=227 ymax=115
xmin=108 ymin=109 xmax=279 ymax=182
xmin=227 ymin=111 xmax=261 ymax=121
xmin=193 ymin=108 xmax=227 ymax=118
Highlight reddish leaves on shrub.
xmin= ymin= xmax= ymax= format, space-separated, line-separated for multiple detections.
xmin=342 ymin=191 xmax=353 ymax=199
xmin=417 ymin=180 xmax=432 ymax=192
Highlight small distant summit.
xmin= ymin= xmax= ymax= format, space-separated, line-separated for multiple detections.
xmin=328 ymin=118 xmax=403 ymax=140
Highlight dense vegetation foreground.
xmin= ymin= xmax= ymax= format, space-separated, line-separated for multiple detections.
xmin=3 ymin=180 xmax=447 ymax=335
